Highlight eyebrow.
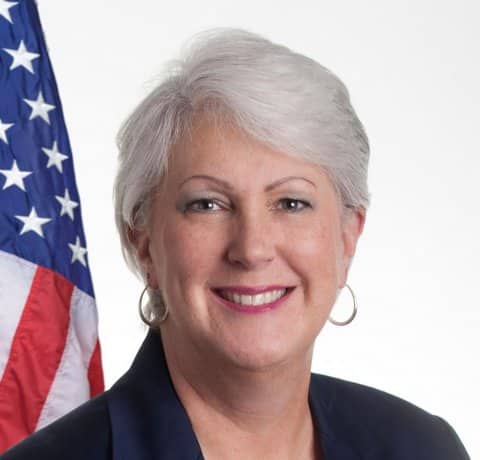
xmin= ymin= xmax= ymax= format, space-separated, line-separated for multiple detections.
xmin=179 ymin=174 xmax=316 ymax=191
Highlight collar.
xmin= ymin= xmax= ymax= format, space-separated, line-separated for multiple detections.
xmin=309 ymin=375 xmax=363 ymax=460
xmin=107 ymin=329 xmax=203 ymax=460
xmin=107 ymin=329 xmax=362 ymax=460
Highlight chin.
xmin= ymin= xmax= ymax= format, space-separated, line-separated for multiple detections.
xmin=214 ymin=334 xmax=311 ymax=372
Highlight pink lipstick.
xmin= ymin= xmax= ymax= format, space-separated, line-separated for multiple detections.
xmin=210 ymin=286 xmax=294 ymax=314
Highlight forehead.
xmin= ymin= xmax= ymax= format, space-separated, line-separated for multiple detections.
xmin=165 ymin=117 xmax=330 ymax=188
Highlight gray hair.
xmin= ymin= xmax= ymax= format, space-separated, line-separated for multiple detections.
xmin=114 ymin=27 xmax=370 ymax=292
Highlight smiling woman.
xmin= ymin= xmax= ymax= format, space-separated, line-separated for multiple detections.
xmin=134 ymin=118 xmax=361 ymax=375
xmin=0 ymin=28 xmax=470 ymax=460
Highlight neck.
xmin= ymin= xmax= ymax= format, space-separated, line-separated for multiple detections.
xmin=160 ymin=329 xmax=318 ymax=460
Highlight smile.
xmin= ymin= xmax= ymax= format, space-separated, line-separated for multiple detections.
xmin=211 ymin=286 xmax=294 ymax=314
xmin=218 ymin=289 xmax=286 ymax=306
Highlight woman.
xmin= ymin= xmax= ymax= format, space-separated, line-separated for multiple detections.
xmin=1 ymin=29 xmax=469 ymax=460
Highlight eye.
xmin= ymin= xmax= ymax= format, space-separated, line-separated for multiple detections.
xmin=184 ymin=198 xmax=225 ymax=213
xmin=277 ymin=198 xmax=312 ymax=212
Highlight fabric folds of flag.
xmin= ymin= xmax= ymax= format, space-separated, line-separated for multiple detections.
xmin=0 ymin=0 xmax=104 ymax=452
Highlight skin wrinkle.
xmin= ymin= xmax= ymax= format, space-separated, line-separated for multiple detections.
xmin=133 ymin=117 xmax=364 ymax=460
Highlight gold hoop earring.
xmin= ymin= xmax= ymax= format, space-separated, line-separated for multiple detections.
xmin=328 ymin=284 xmax=357 ymax=326
xmin=138 ymin=286 xmax=169 ymax=326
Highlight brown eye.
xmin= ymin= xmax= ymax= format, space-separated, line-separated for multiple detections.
xmin=185 ymin=198 xmax=223 ymax=212
xmin=278 ymin=198 xmax=311 ymax=212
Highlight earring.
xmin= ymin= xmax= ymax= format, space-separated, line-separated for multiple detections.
xmin=328 ymin=284 xmax=357 ymax=326
xmin=156 ymin=290 xmax=169 ymax=323
xmin=138 ymin=285 xmax=169 ymax=327
xmin=138 ymin=285 xmax=153 ymax=327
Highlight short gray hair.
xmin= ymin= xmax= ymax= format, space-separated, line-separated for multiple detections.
xmin=114 ymin=28 xmax=370 ymax=282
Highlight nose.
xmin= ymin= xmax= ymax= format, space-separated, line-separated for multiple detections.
xmin=226 ymin=207 xmax=275 ymax=270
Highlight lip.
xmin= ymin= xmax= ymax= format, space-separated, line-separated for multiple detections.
xmin=210 ymin=286 xmax=295 ymax=314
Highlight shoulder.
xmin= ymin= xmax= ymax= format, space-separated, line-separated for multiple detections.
xmin=310 ymin=372 xmax=435 ymax=424
xmin=309 ymin=373 xmax=470 ymax=459
xmin=0 ymin=393 xmax=111 ymax=460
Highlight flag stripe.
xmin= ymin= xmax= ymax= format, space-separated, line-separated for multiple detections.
xmin=88 ymin=340 xmax=104 ymax=397
xmin=0 ymin=266 xmax=73 ymax=450
xmin=35 ymin=287 xmax=99 ymax=430
xmin=0 ymin=251 xmax=37 ymax=381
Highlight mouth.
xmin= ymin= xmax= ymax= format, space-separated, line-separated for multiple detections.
xmin=211 ymin=286 xmax=295 ymax=313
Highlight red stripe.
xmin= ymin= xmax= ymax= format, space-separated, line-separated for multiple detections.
xmin=0 ymin=266 xmax=73 ymax=452
xmin=88 ymin=340 xmax=104 ymax=397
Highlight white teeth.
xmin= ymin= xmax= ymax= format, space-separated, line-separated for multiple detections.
xmin=240 ymin=294 xmax=252 ymax=305
xmin=253 ymin=294 xmax=265 ymax=306
xmin=220 ymin=289 xmax=287 ymax=306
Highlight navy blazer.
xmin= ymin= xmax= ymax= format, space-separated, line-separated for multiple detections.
xmin=1 ymin=330 xmax=469 ymax=459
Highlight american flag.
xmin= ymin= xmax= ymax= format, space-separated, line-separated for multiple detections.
xmin=0 ymin=0 xmax=103 ymax=451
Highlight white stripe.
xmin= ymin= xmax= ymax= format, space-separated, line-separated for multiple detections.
xmin=35 ymin=286 xmax=99 ymax=430
xmin=0 ymin=250 xmax=37 ymax=381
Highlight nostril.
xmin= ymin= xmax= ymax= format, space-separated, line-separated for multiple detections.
xmin=226 ymin=248 xmax=275 ymax=269
xmin=225 ymin=227 xmax=275 ymax=268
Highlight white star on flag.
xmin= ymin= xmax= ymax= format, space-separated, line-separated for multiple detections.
xmin=68 ymin=236 xmax=88 ymax=266
xmin=0 ymin=118 xmax=14 ymax=144
xmin=55 ymin=189 xmax=79 ymax=220
xmin=0 ymin=0 xmax=18 ymax=23
xmin=23 ymin=91 xmax=56 ymax=124
xmin=15 ymin=207 xmax=51 ymax=238
xmin=0 ymin=160 xmax=32 ymax=191
xmin=42 ymin=141 xmax=68 ymax=172
xmin=2 ymin=40 xmax=40 ymax=73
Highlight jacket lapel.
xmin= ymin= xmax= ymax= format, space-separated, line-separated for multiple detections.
xmin=107 ymin=330 xmax=203 ymax=460
xmin=309 ymin=376 xmax=363 ymax=460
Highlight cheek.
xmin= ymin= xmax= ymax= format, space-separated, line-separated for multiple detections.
xmin=283 ymin=220 xmax=343 ymax=317
xmin=288 ymin=222 xmax=340 ymax=278
xmin=155 ymin=219 xmax=224 ymax=291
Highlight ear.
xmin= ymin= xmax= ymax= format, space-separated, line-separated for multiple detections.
xmin=127 ymin=226 xmax=160 ymax=289
xmin=339 ymin=207 xmax=366 ymax=286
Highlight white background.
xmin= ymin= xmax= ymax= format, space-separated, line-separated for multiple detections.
xmin=37 ymin=0 xmax=479 ymax=457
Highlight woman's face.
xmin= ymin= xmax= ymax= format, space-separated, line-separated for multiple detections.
xmin=136 ymin=118 xmax=364 ymax=370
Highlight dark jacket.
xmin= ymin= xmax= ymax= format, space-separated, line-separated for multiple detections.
xmin=0 ymin=330 xmax=469 ymax=459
